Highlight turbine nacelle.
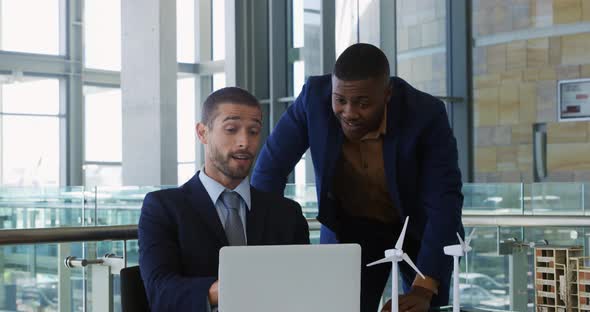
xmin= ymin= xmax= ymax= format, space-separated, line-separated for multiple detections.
xmin=444 ymin=229 xmax=476 ymax=256
xmin=384 ymin=248 xmax=403 ymax=259
xmin=366 ymin=217 xmax=425 ymax=279
xmin=443 ymin=244 xmax=464 ymax=257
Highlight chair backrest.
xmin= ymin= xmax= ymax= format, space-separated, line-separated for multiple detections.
xmin=120 ymin=265 xmax=150 ymax=312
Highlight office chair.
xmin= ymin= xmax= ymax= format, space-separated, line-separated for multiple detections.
xmin=120 ymin=265 xmax=150 ymax=312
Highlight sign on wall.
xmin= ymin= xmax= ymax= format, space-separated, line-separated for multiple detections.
xmin=558 ymin=78 xmax=590 ymax=121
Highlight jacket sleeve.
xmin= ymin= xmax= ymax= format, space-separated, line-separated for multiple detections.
xmin=251 ymin=81 xmax=311 ymax=194
xmin=139 ymin=192 xmax=216 ymax=311
xmin=415 ymin=104 xmax=464 ymax=283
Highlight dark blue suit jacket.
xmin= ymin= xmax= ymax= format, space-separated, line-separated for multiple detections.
xmin=138 ymin=173 xmax=310 ymax=311
xmin=251 ymin=75 xmax=463 ymax=284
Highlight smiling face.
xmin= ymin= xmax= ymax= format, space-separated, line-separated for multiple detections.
xmin=331 ymin=75 xmax=392 ymax=141
xmin=197 ymin=103 xmax=262 ymax=189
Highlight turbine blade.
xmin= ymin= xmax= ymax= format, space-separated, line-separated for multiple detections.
xmin=465 ymin=228 xmax=476 ymax=246
xmin=367 ymin=256 xmax=396 ymax=267
xmin=456 ymin=232 xmax=465 ymax=247
xmin=395 ymin=217 xmax=410 ymax=250
xmin=402 ymin=253 xmax=425 ymax=279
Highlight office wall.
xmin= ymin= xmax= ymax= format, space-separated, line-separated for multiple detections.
xmin=473 ymin=0 xmax=590 ymax=183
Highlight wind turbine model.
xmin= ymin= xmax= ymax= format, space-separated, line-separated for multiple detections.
xmin=367 ymin=217 xmax=425 ymax=312
xmin=443 ymin=229 xmax=476 ymax=312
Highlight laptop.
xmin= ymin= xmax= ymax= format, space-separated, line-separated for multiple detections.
xmin=218 ymin=244 xmax=361 ymax=312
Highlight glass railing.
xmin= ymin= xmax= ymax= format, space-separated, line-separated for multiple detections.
xmin=462 ymin=183 xmax=524 ymax=214
xmin=0 ymin=182 xmax=589 ymax=311
xmin=1 ymin=182 xmax=589 ymax=231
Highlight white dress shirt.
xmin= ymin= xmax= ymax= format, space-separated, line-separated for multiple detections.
xmin=198 ymin=170 xmax=251 ymax=242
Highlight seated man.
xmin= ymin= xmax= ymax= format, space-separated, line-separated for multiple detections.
xmin=139 ymin=87 xmax=310 ymax=311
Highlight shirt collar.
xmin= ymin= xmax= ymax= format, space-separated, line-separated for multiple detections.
xmin=198 ymin=170 xmax=252 ymax=210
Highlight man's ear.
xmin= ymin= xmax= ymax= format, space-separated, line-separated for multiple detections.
xmin=196 ymin=122 xmax=208 ymax=144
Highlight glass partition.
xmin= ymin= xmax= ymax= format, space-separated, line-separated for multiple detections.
xmin=463 ymin=183 xmax=523 ymax=214
xmin=0 ymin=182 xmax=588 ymax=226
xmin=284 ymin=183 xmax=318 ymax=218
xmin=90 ymin=186 xmax=168 ymax=226
xmin=0 ymin=187 xmax=84 ymax=230
xmin=0 ymin=242 xmax=85 ymax=311
xmin=530 ymin=183 xmax=586 ymax=215
xmin=0 ymin=183 xmax=589 ymax=311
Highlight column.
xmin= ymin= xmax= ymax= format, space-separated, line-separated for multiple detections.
xmin=121 ymin=0 xmax=178 ymax=185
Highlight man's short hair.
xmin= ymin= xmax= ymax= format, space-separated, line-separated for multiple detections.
xmin=333 ymin=43 xmax=390 ymax=81
xmin=201 ymin=87 xmax=260 ymax=126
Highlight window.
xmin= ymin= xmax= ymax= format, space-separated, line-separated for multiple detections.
xmin=84 ymin=164 xmax=122 ymax=187
xmin=84 ymin=86 xmax=122 ymax=162
xmin=177 ymin=77 xmax=196 ymax=184
xmin=213 ymin=73 xmax=226 ymax=91
xmin=1 ymin=78 xmax=62 ymax=186
xmin=84 ymin=0 xmax=121 ymax=70
xmin=335 ymin=0 xmax=358 ymax=57
xmin=396 ymin=0 xmax=447 ymax=96
xmin=83 ymin=86 xmax=122 ymax=186
xmin=292 ymin=0 xmax=304 ymax=48
xmin=212 ymin=0 xmax=225 ymax=61
xmin=177 ymin=0 xmax=195 ymax=62
xmin=290 ymin=0 xmax=321 ymax=186
xmin=0 ymin=0 xmax=60 ymax=55
xmin=2 ymin=79 xmax=60 ymax=115
xmin=293 ymin=60 xmax=305 ymax=97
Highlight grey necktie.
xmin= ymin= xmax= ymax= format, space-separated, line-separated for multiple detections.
xmin=221 ymin=191 xmax=246 ymax=246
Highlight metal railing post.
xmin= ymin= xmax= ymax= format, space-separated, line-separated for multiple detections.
xmin=91 ymin=264 xmax=113 ymax=312
xmin=65 ymin=254 xmax=124 ymax=312
xmin=58 ymin=243 xmax=72 ymax=312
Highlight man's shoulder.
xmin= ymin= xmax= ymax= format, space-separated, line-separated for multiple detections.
xmin=301 ymin=74 xmax=332 ymax=98
xmin=391 ymin=76 xmax=446 ymax=119
xmin=306 ymin=74 xmax=331 ymax=86
xmin=146 ymin=186 xmax=184 ymax=198
xmin=142 ymin=186 xmax=188 ymax=206
xmin=393 ymin=77 xmax=444 ymax=107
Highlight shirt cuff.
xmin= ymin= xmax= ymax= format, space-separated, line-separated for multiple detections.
xmin=412 ymin=274 xmax=439 ymax=295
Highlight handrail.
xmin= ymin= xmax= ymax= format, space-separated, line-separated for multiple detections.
xmin=0 ymin=225 xmax=137 ymax=246
xmin=1 ymin=215 xmax=590 ymax=246
xmin=463 ymin=215 xmax=590 ymax=227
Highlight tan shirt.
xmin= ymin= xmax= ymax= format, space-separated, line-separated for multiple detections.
xmin=331 ymin=106 xmax=439 ymax=294
xmin=332 ymin=107 xmax=397 ymax=223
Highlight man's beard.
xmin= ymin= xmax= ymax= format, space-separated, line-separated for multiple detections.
xmin=210 ymin=145 xmax=252 ymax=180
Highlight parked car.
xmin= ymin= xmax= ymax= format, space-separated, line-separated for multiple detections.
xmin=460 ymin=272 xmax=508 ymax=296
xmin=452 ymin=284 xmax=510 ymax=310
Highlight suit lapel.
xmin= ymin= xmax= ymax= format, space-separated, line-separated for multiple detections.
xmin=384 ymin=78 xmax=405 ymax=217
xmin=322 ymin=111 xmax=344 ymax=188
xmin=183 ymin=174 xmax=229 ymax=246
xmin=246 ymin=187 xmax=268 ymax=245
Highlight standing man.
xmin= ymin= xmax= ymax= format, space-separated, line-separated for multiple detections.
xmin=139 ymin=87 xmax=310 ymax=311
xmin=252 ymin=43 xmax=463 ymax=312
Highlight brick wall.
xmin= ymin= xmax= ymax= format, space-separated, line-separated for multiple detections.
xmin=473 ymin=0 xmax=590 ymax=183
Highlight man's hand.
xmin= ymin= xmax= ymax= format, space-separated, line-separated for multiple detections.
xmin=380 ymin=286 xmax=433 ymax=312
xmin=209 ymin=280 xmax=219 ymax=306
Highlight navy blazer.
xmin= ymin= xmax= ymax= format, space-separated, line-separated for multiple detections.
xmin=138 ymin=173 xmax=310 ymax=311
xmin=251 ymin=75 xmax=464 ymax=283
